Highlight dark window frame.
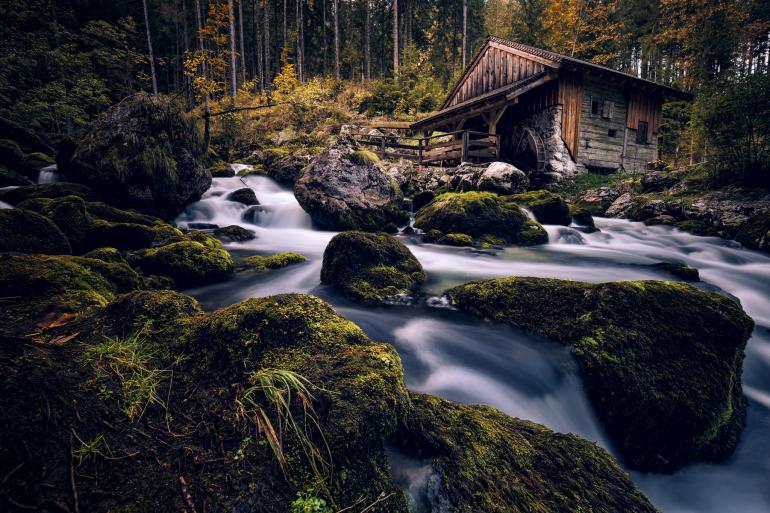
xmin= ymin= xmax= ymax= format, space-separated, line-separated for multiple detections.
xmin=636 ymin=121 xmax=649 ymax=145
xmin=591 ymin=96 xmax=603 ymax=117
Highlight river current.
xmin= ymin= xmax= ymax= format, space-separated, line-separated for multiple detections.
xmin=177 ymin=173 xmax=770 ymax=513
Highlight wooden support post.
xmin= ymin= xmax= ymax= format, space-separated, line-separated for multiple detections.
xmin=380 ymin=137 xmax=386 ymax=159
xmin=462 ymin=130 xmax=469 ymax=163
xmin=418 ymin=137 xmax=423 ymax=166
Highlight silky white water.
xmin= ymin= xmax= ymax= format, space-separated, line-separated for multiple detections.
xmin=180 ymin=173 xmax=770 ymax=513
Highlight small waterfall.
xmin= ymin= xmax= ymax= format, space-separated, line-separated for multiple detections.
xmin=545 ymin=225 xmax=586 ymax=245
xmin=37 ymin=164 xmax=59 ymax=184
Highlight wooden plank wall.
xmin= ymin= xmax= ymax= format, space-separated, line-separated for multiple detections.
xmin=448 ymin=45 xmax=547 ymax=107
xmin=557 ymin=70 xmax=583 ymax=159
xmin=627 ymin=93 xmax=663 ymax=143
xmin=577 ymin=76 xmax=628 ymax=170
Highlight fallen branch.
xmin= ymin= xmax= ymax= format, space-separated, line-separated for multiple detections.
xmin=205 ymin=101 xmax=289 ymax=118
xmin=68 ymin=430 xmax=80 ymax=513
xmin=179 ymin=475 xmax=199 ymax=513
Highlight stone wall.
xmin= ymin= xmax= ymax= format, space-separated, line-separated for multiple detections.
xmin=519 ymin=105 xmax=584 ymax=187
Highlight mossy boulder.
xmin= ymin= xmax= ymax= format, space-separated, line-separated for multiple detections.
xmin=510 ymin=190 xmax=572 ymax=225
xmin=321 ymin=231 xmax=426 ymax=303
xmin=414 ymin=191 xmax=546 ymax=246
xmin=0 ymin=165 xmax=33 ymax=186
xmin=295 ymin=138 xmax=409 ymax=231
xmin=242 ymin=252 xmax=306 ymax=270
xmin=23 ymin=151 xmax=54 ymax=170
xmin=438 ymin=233 xmax=474 ymax=246
xmin=0 ymin=253 xmax=137 ymax=335
xmin=0 ymin=116 xmax=54 ymax=155
xmin=569 ymin=204 xmax=596 ymax=229
xmin=0 ymin=292 xmax=411 ymax=512
xmin=0 ymin=139 xmax=24 ymax=170
xmin=411 ymin=190 xmax=435 ymax=212
xmin=448 ymin=277 xmax=753 ymax=472
xmin=60 ymin=93 xmax=211 ymax=219
xmin=649 ymin=262 xmax=700 ymax=281
xmin=83 ymin=247 xmax=126 ymax=263
xmin=214 ymin=224 xmax=257 ymax=242
xmin=396 ymin=394 xmax=657 ymax=513
xmin=227 ymin=187 xmax=259 ymax=205
xmin=0 ymin=181 xmax=100 ymax=205
xmin=0 ymin=208 xmax=71 ymax=254
xmin=132 ymin=239 xmax=234 ymax=287
xmin=208 ymin=160 xmax=235 ymax=177
xmin=735 ymin=210 xmax=770 ymax=253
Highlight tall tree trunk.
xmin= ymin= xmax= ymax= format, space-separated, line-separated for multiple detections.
xmin=194 ymin=0 xmax=210 ymax=149
xmin=333 ymin=0 xmax=340 ymax=80
xmin=462 ymin=0 xmax=467 ymax=68
xmin=255 ymin=0 xmax=264 ymax=91
xmin=283 ymin=0 xmax=287 ymax=52
xmin=228 ymin=0 xmax=238 ymax=98
xmin=264 ymin=0 xmax=272 ymax=96
xmin=296 ymin=0 xmax=304 ymax=81
xmin=323 ymin=0 xmax=328 ymax=76
xmin=142 ymin=0 xmax=158 ymax=94
xmin=365 ymin=0 xmax=371 ymax=80
xmin=238 ymin=0 xmax=247 ymax=83
xmin=392 ymin=0 xmax=399 ymax=79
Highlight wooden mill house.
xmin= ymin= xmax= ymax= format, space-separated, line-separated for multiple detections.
xmin=363 ymin=37 xmax=691 ymax=187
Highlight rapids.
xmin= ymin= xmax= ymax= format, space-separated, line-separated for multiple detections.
xmin=179 ymin=172 xmax=770 ymax=513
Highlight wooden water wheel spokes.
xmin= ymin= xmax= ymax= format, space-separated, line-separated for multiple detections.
xmin=509 ymin=126 xmax=546 ymax=175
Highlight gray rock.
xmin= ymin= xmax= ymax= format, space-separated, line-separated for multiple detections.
xmin=267 ymin=155 xmax=311 ymax=186
xmin=605 ymin=193 xmax=638 ymax=218
xmin=294 ymin=138 xmax=409 ymax=231
xmin=227 ymin=187 xmax=259 ymax=206
xmin=476 ymin=162 xmax=529 ymax=194
xmin=641 ymin=171 xmax=679 ymax=193
xmin=577 ymin=187 xmax=621 ymax=216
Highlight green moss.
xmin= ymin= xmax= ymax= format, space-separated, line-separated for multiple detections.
xmin=208 ymin=160 xmax=234 ymax=177
xmin=23 ymin=151 xmax=54 ymax=169
xmin=0 ymin=208 xmax=71 ymax=254
xmin=83 ymin=247 xmax=126 ymax=263
xmin=346 ymin=150 xmax=381 ymax=166
xmin=321 ymin=231 xmax=425 ymax=303
xmin=438 ymin=233 xmax=473 ymax=246
xmin=0 ymin=253 xmax=132 ymax=334
xmin=513 ymin=219 xmax=549 ymax=246
xmin=509 ymin=190 xmax=572 ymax=225
xmin=0 ymin=182 xmax=99 ymax=205
xmin=448 ymin=277 xmax=754 ymax=472
xmin=243 ymin=252 xmax=307 ymax=270
xmin=414 ymin=191 xmax=546 ymax=246
xmin=133 ymin=240 xmax=234 ymax=287
xmin=569 ymin=204 xmax=596 ymax=228
xmin=214 ymin=225 xmax=257 ymax=242
xmin=395 ymin=394 xmax=657 ymax=513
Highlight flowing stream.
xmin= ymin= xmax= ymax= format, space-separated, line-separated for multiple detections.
xmin=178 ymin=173 xmax=770 ymax=513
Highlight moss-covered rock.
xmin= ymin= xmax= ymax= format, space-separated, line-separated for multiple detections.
xmin=0 ymin=208 xmax=71 ymax=254
xmin=133 ymin=239 xmax=234 ymax=287
xmin=735 ymin=210 xmax=770 ymax=253
xmin=438 ymin=233 xmax=474 ymax=246
xmin=0 ymin=165 xmax=32 ymax=186
xmin=0 ymin=138 xmax=24 ymax=170
xmin=242 ymin=252 xmax=307 ymax=270
xmin=214 ymin=224 xmax=257 ymax=242
xmin=23 ymin=151 xmax=54 ymax=170
xmin=414 ymin=191 xmax=547 ymax=246
xmin=321 ymin=231 xmax=425 ymax=303
xmin=411 ymin=190 xmax=435 ymax=212
xmin=448 ymin=277 xmax=753 ymax=472
xmin=227 ymin=187 xmax=259 ymax=205
xmin=0 ymin=181 xmax=100 ymax=205
xmin=208 ymin=160 xmax=235 ymax=177
xmin=510 ymin=190 xmax=572 ymax=225
xmin=0 ymin=253 xmax=136 ymax=335
xmin=569 ymin=204 xmax=596 ymax=229
xmin=649 ymin=262 xmax=700 ymax=281
xmin=60 ymin=93 xmax=210 ymax=219
xmin=83 ymin=247 xmax=126 ymax=263
xmin=396 ymin=394 xmax=657 ymax=513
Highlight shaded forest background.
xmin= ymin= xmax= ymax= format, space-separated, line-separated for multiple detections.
xmin=1 ymin=0 xmax=769 ymax=184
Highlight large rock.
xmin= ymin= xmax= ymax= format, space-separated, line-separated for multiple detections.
xmin=0 ymin=165 xmax=33 ymax=187
xmin=0 ymin=208 xmax=72 ymax=255
xmin=227 ymin=187 xmax=259 ymax=205
xmin=641 ymin=170 xmax=679 ymax=193
xmin=294 ymin=138 xmax=409 ymax=231
xmin=735 ymin=210 xmax=770 ymax=252
xmin=476 ymin=161 xmax=529 ymax=194
xmin=510 ymin=190 xmax=572 ymax=225
xmin=267 ymin=154 xmax=312 ymax=186
xmin=396 ymin=394 xmax=657 ymax=513
xmin=59 ymin=93 xmax=211 ymax=219
xmin=0 ymin=182 xmax=100 ymax=205
xmin=449 ymin=277 xmax=754 ymax=472
xmin=414 ymin=191 xmax=547 ymax=246
xmin=321 ymin=231 xmax=425 ymax=303
xmin=575 ymin=187 xmax=621 ymax=216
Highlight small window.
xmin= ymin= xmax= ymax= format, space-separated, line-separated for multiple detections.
xmin=636 ymin=121 xmax=649 ymax=144
xmin=608 ymin=129 xmax=617 ymax=138
xmin=591 ymin=96 xmax=603 ymax=116
xmin=602 ymin=100 xmax=614 ymax=120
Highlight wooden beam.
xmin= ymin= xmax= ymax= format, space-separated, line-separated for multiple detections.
xmin=488 ymin=41 xmax=558 ymax=68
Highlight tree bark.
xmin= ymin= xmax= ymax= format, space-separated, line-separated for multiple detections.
xmin=296 ymin=0 xmax=303 ymax=81
xmin=392 ymin=0 xmax=399 ymax=79
xmin=264 ymin=0 xmax=272 ymax=95
xmin=462 ymin=0 xmax=467 ymax=69
xmin=238 ymin=0 xmax=247 ymax=84
xmin=255 ymin=0 xmax=264 ymax=91
xmin=333 ymin=0 xmax=340 ymax=80
xmin=283 ymin=0 xmax=287 ymax=52
xmin=323 ymin=0 xmax=328 ymax=76
xmin=228 ymin=0 xmax=238 ymax=97
xmin=365 ymin=0 xmax=371 ymax=80
xmin=142 ymin=0 xmax=158 ymax=94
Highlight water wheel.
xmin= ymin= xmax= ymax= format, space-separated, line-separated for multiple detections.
xmin=507 ymin=126 xmax=546 ymax=175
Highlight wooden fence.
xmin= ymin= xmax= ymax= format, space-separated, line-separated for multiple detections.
xmin=352 ymin=129 xmax=500 ymax=166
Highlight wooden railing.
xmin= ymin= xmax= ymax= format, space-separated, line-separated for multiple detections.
xmin=352 ymin=129 xmax=500 ymax=165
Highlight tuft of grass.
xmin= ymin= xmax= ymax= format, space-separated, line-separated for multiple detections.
xmin=235 ymin=368 xmax=332 ymax=488
xmin=346 ymin=149 xmax=381 ymax=166
xmin=83 ymin=333 xmax=173 ymax=422
xmin=291 ymin=489 xmax=333 ymax=513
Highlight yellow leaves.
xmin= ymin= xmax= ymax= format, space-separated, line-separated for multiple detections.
xmin=542 ymin=0 xmax=622 ymax=64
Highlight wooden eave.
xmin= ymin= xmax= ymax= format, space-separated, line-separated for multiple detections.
xmin=412 ymin=71 xmax=557 ymax=131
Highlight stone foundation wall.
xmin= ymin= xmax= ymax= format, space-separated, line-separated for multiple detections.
xmin=519 ymin=105 xmax=584 ymax=187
